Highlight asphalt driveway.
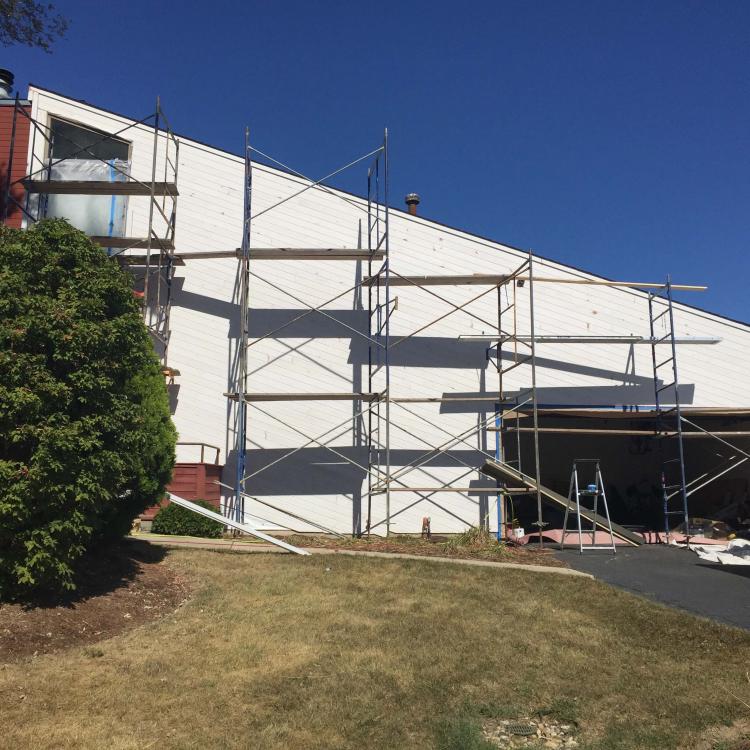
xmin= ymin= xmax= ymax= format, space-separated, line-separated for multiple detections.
xmin=556 ymin=544 xmax=750 ymax=630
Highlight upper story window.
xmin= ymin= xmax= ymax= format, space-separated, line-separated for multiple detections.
xmin=43 ymin=118 xmax=132 ymax=240
xmin=49 ymin=117 xmax=130 ymax=161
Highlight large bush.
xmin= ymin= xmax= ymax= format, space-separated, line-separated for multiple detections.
xmin=151 ymin=500 xmax=224 ymax=539
xmin=0 ymin=220 xmax=176 ymax=596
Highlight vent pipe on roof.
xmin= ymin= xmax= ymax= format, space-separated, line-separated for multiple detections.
xmin=405 ymin=192 xmax=420 ymax=216
xmin=0 ymin=69 xmax=13 ymax=99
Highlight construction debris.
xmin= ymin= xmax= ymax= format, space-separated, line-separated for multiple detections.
xmin=692 ymin=539 xmax=750 ymax=566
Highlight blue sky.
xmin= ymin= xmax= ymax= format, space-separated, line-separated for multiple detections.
xmin=6 ymin=0 xmax=749 ymax=320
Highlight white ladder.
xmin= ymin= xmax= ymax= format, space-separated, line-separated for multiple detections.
xmin=560 ymin=460 xmax=616 ymax=554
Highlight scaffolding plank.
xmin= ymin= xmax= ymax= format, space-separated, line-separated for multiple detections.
xmin=118 ymin=255 xmax=182 ymax=266
xmin=364 ymin=274 xmax=707 ymax=291
xmin=480 ymin=459 xmax=643 ymax=546
xmin=491 ymin=426 xmax=663 ymax=435
xmin=462 ymin=334 xmax=721 ymax=344
xmin=497 ymin=427 xmax=750 ymax=437
xmin=23 ymin=180 xmax=179 ymax=196
xmin=93 ymin=237 xmax=176 ymax=252
xmin=371 ymin=487 xmax=527 ymax=494
xmin=517 ymin=277 xmax=707 ymax=291
xmin=174 ymin=250 xmax=240 ymax=260
xmin=225 ymin=391 xmax=380 ymax=402
xmin=364 ymin=274 xmax=511 ymax=286
xmin=118 ymin=248 xmax=384 ymax=262
xmin=390 ymin=395 xmax=511 ymax=403
xmin=510 ymin=407 xmax=750 ymax=420
xmin=250 ymin=248 xmax=384 ymax=260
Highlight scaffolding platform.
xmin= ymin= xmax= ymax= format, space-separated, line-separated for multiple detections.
xmin=364 ymin=273 xmax=512 ymax=286
xmin=225 ymin=391 xmax=381 ymax=402
xmin=95 ymin=237 xmax=177 ymax=252
xmin=22 ymin=179 xmax=179 ymax=196
xmin=461 ymin=334 xmax=721 ymax=345
xmin=250 ymin=248 xmax=384 ymax=260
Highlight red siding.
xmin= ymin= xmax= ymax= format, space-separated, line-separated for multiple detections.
xmin=140 ymin=462 xmax=224 ymax=521
xmin=167 ymin=463 xmax=223 ymax=503
xmin=0 ymin=103 xmax=31 ymax=229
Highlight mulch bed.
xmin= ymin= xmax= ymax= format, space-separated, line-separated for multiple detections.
xmin=0 ymin=540 xmax=189 ymax=663
xmin=283 ymin=534 xmax=567 ymax=568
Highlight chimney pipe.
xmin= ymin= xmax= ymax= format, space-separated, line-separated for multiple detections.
xmin=405 ymin=192 xmax=420 ymax=216
xmin=0 ymin=69 xmax=14 ymax=99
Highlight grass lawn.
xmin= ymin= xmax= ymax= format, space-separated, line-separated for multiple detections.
xmin=2 ymin=549 xmax=750 ymax=749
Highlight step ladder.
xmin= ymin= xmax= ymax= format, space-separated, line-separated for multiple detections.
xmin=560 ymin=460 xmax=616 ymax=554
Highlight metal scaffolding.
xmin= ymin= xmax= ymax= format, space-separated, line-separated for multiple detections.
xmin=649 ymin=278 xmax=689 ymax=537
xmin=8 ymin=91 xmax=745 ymax=542
xmin=225 ymin=130 xmax=390 ymax=530
xmin=222 ymin=131 xmax=543 ymax=540
xmin=221 ymin=124 xmax=736 ymax=542
xmin=362 ymin=255 xmax=545 ymax=541
xmin=2 ymin=95 xmax=179 ymax=367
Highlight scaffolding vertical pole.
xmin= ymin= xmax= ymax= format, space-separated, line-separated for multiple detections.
xmin=647 ymin=290 xmax=666 ymax=536
xmin=23 ymin=102 xmax=35 ymax=222
xmin=648 ymin=277 xmax=690 ymax=539
xmin=365 ymin=166 xmax=374 ymax=537
xmin=527 ymin=250 xmax=544 ymax=548
xmin=495 ymin=284 xmax=504 ymax=540
xmin=235 ymin=126 xmax=252 ymax=523
xmin=162 ymin=132 xmax=180 ymax=367
xmin=153 ymin=102 xmax=163 ymax=345
xmin=383 ymin=128 xmax=392 ymax=537
xmin=143 ymin=96 xmax=160 ymax=325
xmin=666 ymin=276 xmax=690 ymax=533
xmin=494 ymin=404 xmax=502 ymax=541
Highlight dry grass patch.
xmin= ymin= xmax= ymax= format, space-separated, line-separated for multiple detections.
xmin=1 ymin=550 xmax=749 ymax=749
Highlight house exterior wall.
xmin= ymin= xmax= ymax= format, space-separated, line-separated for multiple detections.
xmin=24 ymin=86 xmax=750 ymax=534
xmin=0 ymin=100 xmax=31 ymax=228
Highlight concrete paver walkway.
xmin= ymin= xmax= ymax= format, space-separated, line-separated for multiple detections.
xmin=129 ymin=533 xmax=592 ymax=578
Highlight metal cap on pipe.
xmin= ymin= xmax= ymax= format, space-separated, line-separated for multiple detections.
xmin=405 ymin=192 xmax=420 ymax=216
xmin=0 ymin=69 xmax=14 ymax=99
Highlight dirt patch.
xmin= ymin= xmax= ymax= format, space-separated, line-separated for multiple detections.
xmin=283 ymin=532 xmax=567 ymax=567
xmin=690 ymin=718 xmax=750 ymax=750
xmin=482 ymin=715 xmax=579 ymax=748
xmin=0 ymin=540 xmax=189 ymax=663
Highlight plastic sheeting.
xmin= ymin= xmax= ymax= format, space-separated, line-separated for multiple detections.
xmin=692 ymin=539 xmax=750 ymax=566
xmin=44 ymin=159 xmax=130 ymax=241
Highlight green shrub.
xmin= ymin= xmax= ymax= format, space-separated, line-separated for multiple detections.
xmin=444 ymin=526 xmax=496 ymax=550
xmin=0 ymin=220 xmax=176 ymax=596
xmin=151 ymin=500 xmax=224 ymax=538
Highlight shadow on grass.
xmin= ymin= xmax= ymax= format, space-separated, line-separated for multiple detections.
xmin=10 ymin=538 xmax=168 ymax=610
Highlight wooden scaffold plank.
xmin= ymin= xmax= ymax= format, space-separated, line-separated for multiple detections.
xmin=94 ymin=237 xmax=177 ymax=252
xmin=249 ymin=248 xmax=384 ymax=260
xmin=23 ymin=180 xmax=179 ymax=196
xmin=363 ymin=274 xmax=511 ymax=286
xmin=225 ymin=392 xmax=381 ymax=402
xmin=459 ymin=334 xmax=721 ymax=345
